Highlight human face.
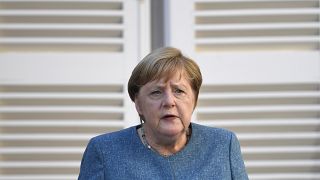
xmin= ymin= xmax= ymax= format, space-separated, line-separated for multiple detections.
xmin=134 ymin=72 xmax=195 ymax=140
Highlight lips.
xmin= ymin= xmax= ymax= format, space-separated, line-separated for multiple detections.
xmin=161 ymin=114 xmax=178 ymax=120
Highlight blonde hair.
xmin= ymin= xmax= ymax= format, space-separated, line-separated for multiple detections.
xmin=128 ymin=47 xmax=202 ymax=106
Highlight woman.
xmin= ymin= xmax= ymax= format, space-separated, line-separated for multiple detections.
xmin=78 ymin=47 xmax=248 ymax=179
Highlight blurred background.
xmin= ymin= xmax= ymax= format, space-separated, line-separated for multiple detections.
xmin=0 ymin=0 xmax=319 ymax=179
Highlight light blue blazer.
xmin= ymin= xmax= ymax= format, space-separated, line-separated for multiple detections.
xmin=78 ymin=123 xmax=249 ymax=180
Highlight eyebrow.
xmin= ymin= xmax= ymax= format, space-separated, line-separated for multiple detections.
xmin=155 ymin=82 xmax=188 ymax=89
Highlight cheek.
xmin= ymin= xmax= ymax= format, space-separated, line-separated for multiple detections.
xmin=138 ymin=98 xmax=160 ymax=116
xmin=183 ymin=105 xmax=194 ymax=117
xmin=179 ymin=97 xmax=195 ymax=117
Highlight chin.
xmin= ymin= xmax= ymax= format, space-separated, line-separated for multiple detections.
xmin=160 ymin=127 xmax=185 ymax=137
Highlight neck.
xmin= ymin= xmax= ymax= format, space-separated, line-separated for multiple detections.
xmin=142 ymin=125 xmax=190 ymax=156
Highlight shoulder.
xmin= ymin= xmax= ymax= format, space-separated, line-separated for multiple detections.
xmin=191 ymin=123 xmax=236 ymax=144
xmin=192 ymin=122 xmax=235 ymax=136
xmin=89 ymin=126 xmax=137 ymax=147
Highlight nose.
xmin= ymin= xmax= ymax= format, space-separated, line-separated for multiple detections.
xmin=162 ymin=91 xmax=175 ymax=108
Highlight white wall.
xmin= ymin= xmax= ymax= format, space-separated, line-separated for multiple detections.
xmin=0 ymin=0 xmax=319 ymax=179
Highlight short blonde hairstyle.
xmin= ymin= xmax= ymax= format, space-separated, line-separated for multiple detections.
xmin=128 ymin=47 xmax=202 ymax=106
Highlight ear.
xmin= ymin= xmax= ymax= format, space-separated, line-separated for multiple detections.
xmin=134 ymin=96 xmax=143 ymax=115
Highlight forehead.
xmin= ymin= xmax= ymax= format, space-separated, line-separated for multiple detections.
xmin=144 ymin=71 xmax=191 ymax=88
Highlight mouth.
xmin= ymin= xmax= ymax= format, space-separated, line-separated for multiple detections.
xmin=161 ymin=114 xmax=178 ymax=120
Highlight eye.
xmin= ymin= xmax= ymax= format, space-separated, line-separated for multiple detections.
xmin=150 ymin=90 xmax=162 ymax=96
xmin=175 ymin=88 xmax=185 ymax=94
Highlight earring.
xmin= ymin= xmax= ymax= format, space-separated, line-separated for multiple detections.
xmin=139 ymin=114 xmax=145 ymax=124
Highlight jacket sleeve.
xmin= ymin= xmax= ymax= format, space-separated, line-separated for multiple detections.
xmin=78 ymin=138 xmax=104 ymax=180
xmin=229 ymin=132 xmax=249 ymax=180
